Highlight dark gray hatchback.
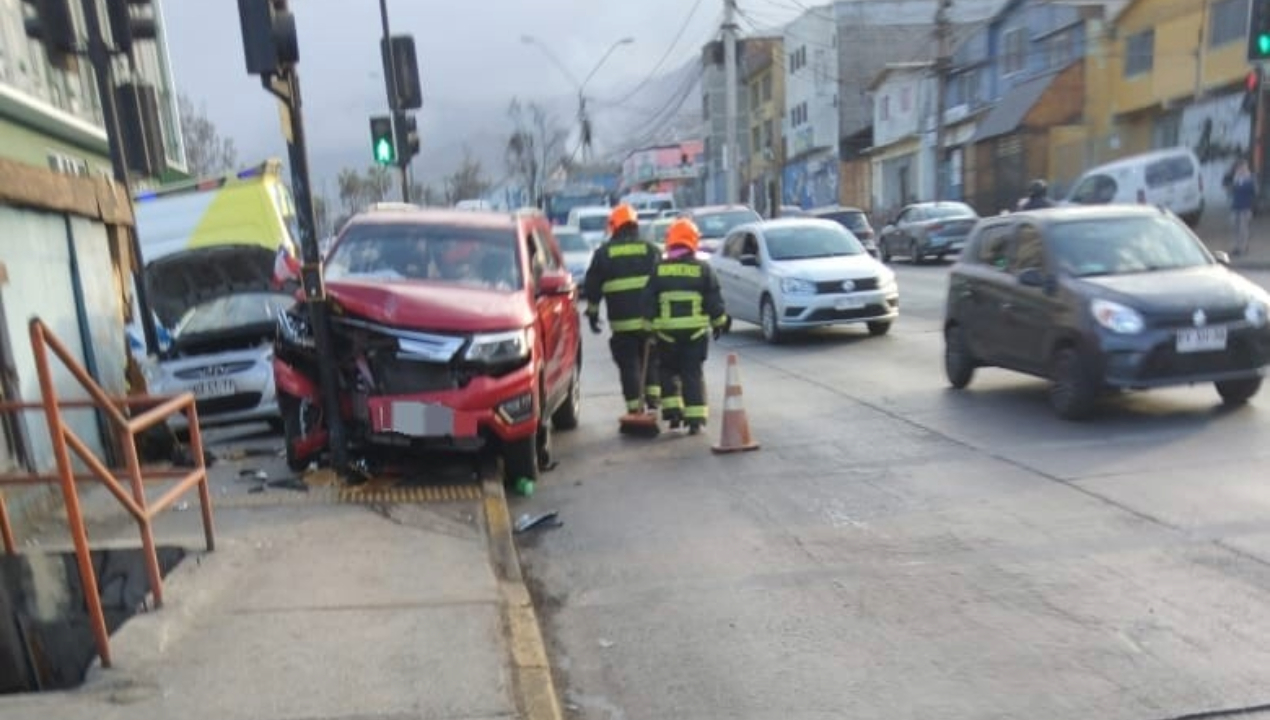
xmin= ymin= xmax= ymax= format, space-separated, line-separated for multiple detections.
xmin=943 ymin=205 xmax=1270 ymax=420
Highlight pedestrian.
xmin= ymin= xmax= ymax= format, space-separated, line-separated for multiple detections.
xmin=1230 ymin=159 xmax=1257 ymax=256
xmin=1018 ymin=179 xmax=1055 ymax=210
xmin=641 ymin=218 xmax=729 ymax=435
xmin=584 ymin=204 xmax=662 ymax=417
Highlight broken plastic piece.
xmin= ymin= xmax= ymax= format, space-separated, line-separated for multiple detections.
xmin=514 ymin=510 xmax=561 ymax=533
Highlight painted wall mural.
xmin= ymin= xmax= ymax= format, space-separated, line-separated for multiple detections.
xmin=1180 ymin=91 xmax=1251 ymax=210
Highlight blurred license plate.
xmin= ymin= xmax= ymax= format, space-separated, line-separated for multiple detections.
xmin=192 ymin=379 xmax=235 ymax=398
xmin=390 ymin=402 xmax=454 ymax=437
xmin=835 ymin=296 xmax=865 ymax=310
xmin=1177 ymin=326 xmax=1227 ymax=353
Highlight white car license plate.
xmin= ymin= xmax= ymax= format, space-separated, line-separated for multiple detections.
xmin=834 ymin=296 xmax=865 ymax=311
xmin=192 ymin=379 xmax=236 ymax=398
xmin=1176 ymin=326 xmax=1227 ymax=353
xmin=391 ymin=401 xmax=455 ymax=437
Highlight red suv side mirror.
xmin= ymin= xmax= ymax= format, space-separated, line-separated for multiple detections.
xmin=538 ymin=270 xmax=574 ymax=296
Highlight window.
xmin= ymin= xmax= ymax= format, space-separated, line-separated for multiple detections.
xmin=1010 ymin=226 xmax=1045 ymax=273
xmin=762 ymin=74 xmax=772 ymax=102
xmin=1210 ymin=0 xmax=1250 ymax=48
xmin=789 ymin=46 xmax=807 ymax=73
xmin=1068 ymin=174 xmax=1118 ymax=204
xmin=752 ymin=126 xmax=762 ymax=154
xmin=763 ymin=119 xmax=774 ymax=150
xmin=751 ymin=84 xmax=760 ymax=110
xmin=881 ymin=95 xmax=891 ymax=121
xmin=1144 ymin=155 xmax=1197 ymax=188
xmin=1124 ymin=29 xmax=1154 ymax=77
xmin=900 ymin=87 xmax=912 ymax=112
xmin=1047 ymin=30 xmax=1073 ymax=68
xmin=47 ymin=153 xmax=88 ymax=176
xmin=975 ymin=224 xmax=1014 ymax=269
xmin=1002 ymin=28 xmax=1026 ymax=75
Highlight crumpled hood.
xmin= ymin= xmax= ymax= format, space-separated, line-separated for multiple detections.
xmin=145 ymin=245 xmax=276 ymax=328
xmin=327 ymin=279 xmax=533 ymax=333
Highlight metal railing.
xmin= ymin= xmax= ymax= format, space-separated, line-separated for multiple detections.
xmin=0 ymin=318 xmax=216 ymax=669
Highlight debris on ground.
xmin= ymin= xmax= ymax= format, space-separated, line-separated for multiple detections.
xmin=514 ymin=510 xmax=562 ymax=534
xmin=598 ymin=638 xmax=615 ymax=649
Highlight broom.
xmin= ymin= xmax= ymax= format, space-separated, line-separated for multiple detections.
xmin=618 ymin=338 xmax=661 ymax=437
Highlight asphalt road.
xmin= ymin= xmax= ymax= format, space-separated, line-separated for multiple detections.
xmin=517 ymin=261 xmax=1270 ymax=720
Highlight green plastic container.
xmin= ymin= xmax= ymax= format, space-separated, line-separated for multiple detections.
xmin=515 ymin=477 xmax=536 ymax=497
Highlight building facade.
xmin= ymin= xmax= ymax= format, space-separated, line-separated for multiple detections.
xmin=0 ymin=0 xmax=186 ymax=182
xmin=869 ymin=63 xmax=937 ymax=212
xmin=781 ymin=7 xmax=840 ymax=209
xmin=701 ymin=39 xmax=753 ymax=205
xmin=743 ymin=37 xmax=785 ymax=217
xmin=619 ymin=140 xmax=705 ymax=206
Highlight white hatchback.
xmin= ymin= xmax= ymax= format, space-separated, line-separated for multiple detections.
xmin=708 ymin=218 xmax=899 ymax=344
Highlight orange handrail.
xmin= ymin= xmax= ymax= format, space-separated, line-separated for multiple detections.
xmin=0 ymin=318 xmax=216 ymax=670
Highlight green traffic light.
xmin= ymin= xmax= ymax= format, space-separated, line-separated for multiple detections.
xmin=374 ymin=137 xmax=395 ymax=165
xmin=1259 ymin=33 xmax=1270 ymax=55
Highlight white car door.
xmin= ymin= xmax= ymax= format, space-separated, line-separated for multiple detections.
xmin=711 ymin=232 xmax=750 ymax=323
xmin=735 ymin=230 xmax=768 ymax=322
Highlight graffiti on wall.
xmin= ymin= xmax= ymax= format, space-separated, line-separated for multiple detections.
xmin=1180 ymin=91 xmax=1250 ymax=209
xmin=782 ymin=153 xmax=840 ymax=209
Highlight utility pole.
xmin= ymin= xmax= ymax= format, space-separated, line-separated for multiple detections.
xmin=723 ymin=0 xmax=740 ymax=204
xmin=378 ymin=0 xmax=408 ymax=202
xmin=933 ymin=0 xmax=952 ymax=202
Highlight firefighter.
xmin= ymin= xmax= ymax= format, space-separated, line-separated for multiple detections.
xmin=641 ymin=218 xmax=729 ymax=435
xmin=584 ymin=203 xmax=662 ymax=415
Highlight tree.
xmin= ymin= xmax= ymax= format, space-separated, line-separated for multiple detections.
xmin=336 ymin=166 xmax=396 ymax=214
xmin=444 ymin=147 xmax=491 ymax=204
xmin=312 ymin=194 xmax=331 ymax=238
xmin=506 ymin=98 xmax=568 ymax=206
xmin=178 ymin=93 xmax=238 ymax=177
xmin=411 ymin=182 xmax=441 ymax=206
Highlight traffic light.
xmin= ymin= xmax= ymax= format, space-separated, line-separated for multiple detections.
xmin=1245 ymin=68 xmax=1262 ymax=113
xmin=394 ymin=112 xmax=419 ymax=166
xmin=1249 ymin=0 xmax=1270 ymax=61
xmin=237 ymin=0 xmax=298 ymax=76
xmin=370 ymin=115 xmax=396 ymax=165
xmin=107 ymin=0 xmax=158 ymax=55
xmin=22 ymin=0 xmax=78 ymax=71
xmin=381 ymin=35 xmax=423 ymax=110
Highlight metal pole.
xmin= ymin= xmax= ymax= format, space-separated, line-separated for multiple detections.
xmin=378 ymin=0 xmax=408 ymax=202
xmin=266 ymin=70 xmax=348 ymax=472
xmin=80 ymin=0 xmax=160 ymax=357
xmin=723 ymin=0 xmax=740 ymax=204
xmin=933 ymin=2 xmax=952 ymax=202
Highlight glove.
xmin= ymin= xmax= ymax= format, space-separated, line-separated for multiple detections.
xmin=588 ymin=315 xmax=603 ymax=334
xmin=712 ymin=326 xmax=723 ymax=341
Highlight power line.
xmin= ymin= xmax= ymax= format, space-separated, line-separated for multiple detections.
xmin=600 ymin=0 xmax=712 ymax=109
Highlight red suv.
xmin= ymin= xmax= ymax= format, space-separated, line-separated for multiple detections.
xmin=272 ymin=206 xmax=582 ymax=483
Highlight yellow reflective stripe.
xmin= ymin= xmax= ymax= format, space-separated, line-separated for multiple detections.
xmin=654 ymin=316 xmax=710 ymax=331
xmin=660 ymin=291 xmax=700 ymax=302
xmin=657 ymin=263 xmax=702 ymax=278
xmin=602 ymin=276 xmax=649 ymax=294
xmin=711 ymin=314 xmax=729 ymax=328
xmin=656 ymin=331 xmax=675 ymax=343
xmin=608 ymin=244 xmax=650 ymax=257
xmin=609 ymin=318 xmax=646 ymax=332
xmin=645 ymin=385 xmax=662 ymax=398
xmin=684 ymin=405 xmax=708 ymax=419
xmin=661 ymin=396 xmax=684 ymax=410
xmin=689 ymin=328 xmax=708 ymax=341
xmin=626 ymin=399 xmax=644 ymax=412
xmin=585 ymin=305 xmax=600 ymax=317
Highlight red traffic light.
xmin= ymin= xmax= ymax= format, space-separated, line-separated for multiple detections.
xmin=1248 ymin=68 xmax=1262 ymax=92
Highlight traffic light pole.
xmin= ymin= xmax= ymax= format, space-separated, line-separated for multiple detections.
xmin=378 ymin=0 xmax=409 ymax=203
xmin=263 ymin=69 xmax=348 ymax=473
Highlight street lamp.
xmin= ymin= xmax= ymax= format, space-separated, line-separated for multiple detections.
xmin=521 ymin=35 xmax=635 ymax=162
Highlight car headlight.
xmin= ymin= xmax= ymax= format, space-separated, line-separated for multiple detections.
xmin=1246 ymin=300 xmax=1269 ymax=327
xmin=780 ymin=277 xmax=816 ymax=296
xmin=1091 ymin=299 xmax=1144 ymax=334
xmin=878 ymin=270 xmax=898 ymax=290
xmin=465 ymin=328 xmax=532 ymax=364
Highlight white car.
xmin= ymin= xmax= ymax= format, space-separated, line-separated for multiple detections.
xmin=141 ymin=291 xmax=293 ymax=431
xmin=554 ymin=226 xmax=594 ymax=285
xmin=708 ymin=218 xmax=899 ymax=343
xmin=566 ymin=206 xmax=612 ymax=246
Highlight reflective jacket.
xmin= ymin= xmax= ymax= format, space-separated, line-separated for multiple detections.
xmin=583 ymin=226 xmax=660 ymax=333
xmin=641 ymin=255 xmax=728 ymax=341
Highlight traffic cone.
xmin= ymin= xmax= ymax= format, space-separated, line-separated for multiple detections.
xmin=712 ymin=353 xmax=759 ymax=454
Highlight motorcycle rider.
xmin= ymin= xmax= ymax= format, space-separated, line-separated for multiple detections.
xmin=584 ymin=204 xmax=663 ymax=416
xmin=641 ymin=218 xmax=729 ymax=434
xmin=1018 ymin=179 xmax=1056 ymax=210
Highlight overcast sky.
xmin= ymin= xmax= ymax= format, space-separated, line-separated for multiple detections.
xmin=160 ymin=0 xmax=804 ymax=187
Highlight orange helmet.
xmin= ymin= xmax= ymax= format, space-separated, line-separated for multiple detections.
xmin=664 ymin=218 xmax=700 ymax=254
xmin=607 ymin=203 xmax=639 ymax=235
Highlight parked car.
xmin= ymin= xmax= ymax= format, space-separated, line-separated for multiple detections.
xmin=943 ymin=205 xmax=1270 ymax=420
xmin=641 ymin=217 xmax=675 ymax=248
xmin=681 ymin=205 xmax=763 ymax=255
xmin=555 ymin=225 xmax=594 ymax=285
xmin=567 ymin=206 xmax=612 ymax=245
xmin=1065 ymin=147 xmax=1204 ymax=226
xmin=778 ymin=205 xmax=810 ymax=218
xmin=708 ymin=218 xmax=899 ymax=344
xmin=879 ymin=201 xmax=979 ymax=264
xmin=273 ymin=207 xmax=583 ymax=482
xmin=810 ymin=205 xmax=879 ymax=258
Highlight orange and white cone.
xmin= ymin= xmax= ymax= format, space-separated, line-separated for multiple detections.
xmin=712 ymin=353 xmax=760 ymax=454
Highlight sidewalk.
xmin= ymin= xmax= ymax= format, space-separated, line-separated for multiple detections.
xmin=1193 ymin=211 xmax=1270 ymax=269
xmin=0 ymin=433 xmax=557 ymax=720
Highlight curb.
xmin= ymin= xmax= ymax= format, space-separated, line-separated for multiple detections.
xmin=482 ymin=479 xmax=564 ymax=720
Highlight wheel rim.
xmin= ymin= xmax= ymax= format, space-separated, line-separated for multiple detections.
xmin=762 ymin=303 xmax=776 ymax=339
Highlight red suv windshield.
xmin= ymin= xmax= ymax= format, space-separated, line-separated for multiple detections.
xmin=326 ymin=223 xmax=523 ymax=291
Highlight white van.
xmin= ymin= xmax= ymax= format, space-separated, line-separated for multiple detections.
xmin=567 ymin=206 xmax=612 ymax=245
xmin=1065 ymin=148 xmax=1204 ymax=226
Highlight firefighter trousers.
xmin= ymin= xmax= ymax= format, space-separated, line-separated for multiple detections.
xmin=657 ymin=334 xmax=708 ymax=425
xmin=609 ymin=331 xmax=660 ymax=412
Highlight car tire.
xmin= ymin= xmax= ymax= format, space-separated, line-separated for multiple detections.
xmin=944 ymin=324 xmax=976 ymax=389
xmin=267 ymin=417 xmax=285 ymax=435
xmin=1215 ymin=377 xmax=1262 ymax=406
xmin=551 ymin=359 xmax=582 ymax=430
xmin=909 ymin=240 xmax=921 ymax=265
xmin=280 ymin=393 xmax=317 ymax=473
xmin=502 ymin=435 xmax=539 ymax=485
xmin=1049 ymin=347 xmax=1097 ymax=421
xmin=760 ymin=297 xmax=784 ymax=344
xmin=867 ymin=321 xmax=892 ymax=336
xmin=881 ymin=241 xmax=892 ymax=263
